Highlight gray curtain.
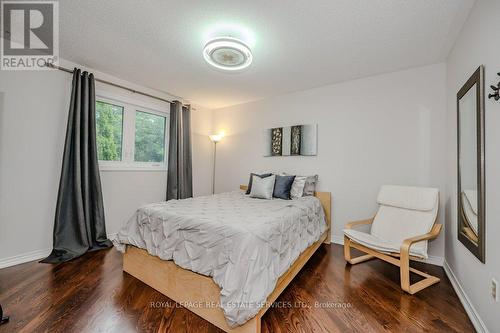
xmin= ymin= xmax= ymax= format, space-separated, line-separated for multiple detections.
xmin=166 ymin=101 xmax=193 ymax=200
xmin=41 ymin=68 xmax=112 ymax=264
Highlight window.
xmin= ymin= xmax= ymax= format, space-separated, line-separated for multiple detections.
xmin=96 ymin=101 xmax=124 ymax=161
xmin=134 ymin=111 xmax=166 ymax=163
xmin=95 ymin=94 xmax=169 ymax=171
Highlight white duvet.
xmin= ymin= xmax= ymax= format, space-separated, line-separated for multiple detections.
xmin=113 ymin=190 xmax=326 ymax=327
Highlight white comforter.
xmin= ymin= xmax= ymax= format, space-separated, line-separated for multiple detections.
xmin=113 ymin=191 xmax=326 ymax=327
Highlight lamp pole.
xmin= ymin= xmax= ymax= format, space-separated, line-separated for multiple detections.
xmin=209 ymin=133 xmax=224 ymax=195
xmin=212 ymin=141 xmax=217 ymax=195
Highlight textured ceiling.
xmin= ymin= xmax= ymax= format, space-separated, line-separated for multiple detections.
xmin=59 ymin=0 xmax=475 ymax=109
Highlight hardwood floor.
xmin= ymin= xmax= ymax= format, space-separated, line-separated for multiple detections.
xmin=0 ymin=244 xmax=474 ymax=333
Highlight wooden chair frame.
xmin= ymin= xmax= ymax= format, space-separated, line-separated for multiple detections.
xmin=343 ymin=218 xmax=442 ymax=294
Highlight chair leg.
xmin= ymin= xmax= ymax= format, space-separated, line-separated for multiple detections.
xmin=399 ymin=252 xmax=440 ymax=294
xmin=344 ymin=236 xmax=374 ymax=265
xmin=344 ymin=236 xmax=352 ymax=262
xmin=400 ymin=251 xmax=411 ymax=293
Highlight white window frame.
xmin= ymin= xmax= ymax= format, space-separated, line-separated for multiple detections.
xmin=96 ymin=91 xmax=169 ymax=172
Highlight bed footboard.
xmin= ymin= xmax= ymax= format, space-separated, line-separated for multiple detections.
xmin=123 ymin=231 xmax=328 ymax=333
xmin=123 ymin=246 xmax=261 ymax=333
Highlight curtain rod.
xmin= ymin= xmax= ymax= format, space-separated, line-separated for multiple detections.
xmin=47 ymin=63 xmax=187 ymax=106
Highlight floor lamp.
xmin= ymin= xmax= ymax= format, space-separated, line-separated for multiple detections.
xmin=209 ymin=133 xmax=224 ymax=194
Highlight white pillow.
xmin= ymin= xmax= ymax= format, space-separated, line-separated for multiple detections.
xmin=250 ymin=175 xmax=276 ymax=199
xmin=281 ymin=173 xmax=317 ymax=197
xmin=290 ymin=176 xmax=306 ymax=199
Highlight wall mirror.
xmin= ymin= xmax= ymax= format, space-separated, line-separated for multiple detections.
xmin=457 ymin=65 xmax=485 ymax=263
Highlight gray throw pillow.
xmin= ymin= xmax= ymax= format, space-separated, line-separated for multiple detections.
xmin=273 ymin=175 xmax=296 ymax=200
xmin=246 ymin=172 xmax=273 ymax=194
xmin=249 ymin=175 xmax=276 ymax=199
xmin=303 ymin=175 xmax=318 ymax=196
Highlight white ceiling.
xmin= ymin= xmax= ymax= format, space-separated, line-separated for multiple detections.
xmin=59 ymin=0 xmax=475 ymax=109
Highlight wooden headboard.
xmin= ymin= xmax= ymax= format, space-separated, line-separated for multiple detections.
xmin=239 ymin=185 xmax=331 ymax=243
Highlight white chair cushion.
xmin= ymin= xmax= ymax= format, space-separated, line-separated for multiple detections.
xmin=345 ymin=185 xmax=439 ymax=259
xmin=369 ymin=185 xmax=438 ymax=259
xmin=343 ymin=229 xmax=427 ymax=258
xmin=370 ymin=206 xmax=437 ymax=258
xmin=377 ymin=185 xmax=439 ymax=211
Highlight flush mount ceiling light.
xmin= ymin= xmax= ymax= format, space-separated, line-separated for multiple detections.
xmin=203 ymin=37 xmax=252 ymax=71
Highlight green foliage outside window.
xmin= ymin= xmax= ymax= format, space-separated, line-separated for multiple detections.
xmin=134 ymin=111 xmax=166 ymax=163
xmin=95 ymin=101 xmax=123 ymax=161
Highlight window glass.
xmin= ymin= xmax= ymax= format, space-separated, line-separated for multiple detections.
xmin=134 ymin=111 xmax=166 ymax=163
xmin=95 ymin=101 xmax=123 ymax=161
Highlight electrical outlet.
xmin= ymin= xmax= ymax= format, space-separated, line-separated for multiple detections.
xmin=492 ymin=279 xmax=498 ymax=302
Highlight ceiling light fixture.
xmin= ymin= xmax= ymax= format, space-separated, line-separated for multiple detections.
xmin=203 ymin=37 xmax=252 ymax=71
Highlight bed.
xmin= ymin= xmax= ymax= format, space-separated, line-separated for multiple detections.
xmin=114 ymin=185 xmax=331 ymax=333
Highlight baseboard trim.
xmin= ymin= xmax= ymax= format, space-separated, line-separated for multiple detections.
xmin=331 ymin=235 xmax=444 ymax=266
xmin=0 ymin=233 xmax=118 ymax=270
xmin=421 ymin=255 xmax=444 ymax=266
xmin=331 ymin=235 xmax=345 ymax=246
xmin=443 ymin=261 xmax=489 ymax=333
xmin=0 ymin=248 xmax=51 ymax=269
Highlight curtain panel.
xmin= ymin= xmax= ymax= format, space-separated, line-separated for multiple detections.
xmin=166 ymin=101 xmax=193 ymax=200
xmin=42 ymin=68 xmax=112 ymax=264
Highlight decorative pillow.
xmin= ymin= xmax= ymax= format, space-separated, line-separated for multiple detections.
xmin=273 ymin=175 xmax=296 ymax=200
xmin=246 ymin=173 xmax=273 ymax=194
xmin=303 ymin=175 xmax=318 ymax=196
xmin=290 ymin=176 xmax=306 ymax=199
xmin=281 ymin=173 xmax=317 ymax=197
xmin=249 ymin=175 xmax=276 ymax=199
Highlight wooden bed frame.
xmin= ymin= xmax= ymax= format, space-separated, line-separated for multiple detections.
xmin=123 ymin=185 xmax=331 ymax=333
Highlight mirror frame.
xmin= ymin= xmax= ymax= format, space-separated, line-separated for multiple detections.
xmin=457 ymin=65 xmax=485 ymax=263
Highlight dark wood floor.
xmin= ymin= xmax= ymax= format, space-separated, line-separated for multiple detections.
xmin=0 ymin=244 xmax=474 ymax=333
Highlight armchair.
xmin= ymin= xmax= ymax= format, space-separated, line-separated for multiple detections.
xmin=343 ymin=185 xmax=442 ymax=294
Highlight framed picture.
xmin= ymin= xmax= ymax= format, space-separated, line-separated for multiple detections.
xmin=264 ymin=124 xmax=317 ymax=157
xmin=290 ymin=125 xmax=302 ymax=155
xmin=271 ymin=127 xmax=283 ymax=156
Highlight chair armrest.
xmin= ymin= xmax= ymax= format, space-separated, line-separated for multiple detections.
xmin=400 ymin=224 xmax=442 ymax=254
xmin=344 ymin=217 xmax=374 ymax=230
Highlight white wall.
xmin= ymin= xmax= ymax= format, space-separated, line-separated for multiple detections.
xmin=445 ymin=1 xmax=500 ymax=331
xmin=0 ymin=59 xmax=213 ymax=263
xmin=212 ymin=63 xmax=447 ymax=260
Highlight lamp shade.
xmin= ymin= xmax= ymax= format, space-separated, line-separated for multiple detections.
xmin=209 ymin=134 xmax=224 ymax=142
